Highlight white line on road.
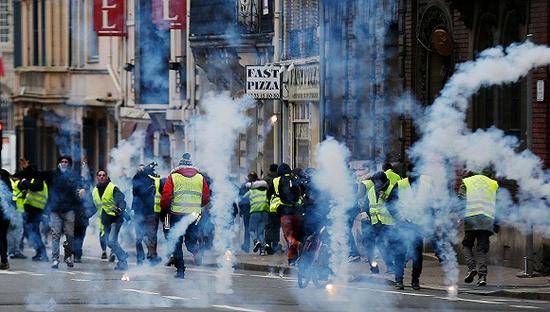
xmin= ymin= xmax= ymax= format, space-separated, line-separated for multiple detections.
xmin=55 ymin=271 xmax=77 ymax=275
xmin=435 ymin=296 xmax=505 ymax=305
xmin=0 ymin=270 xmax=19 ymax=275
xmin=122 ymin=288 xmax=160 ymax=296
xmin=162 ymin=295 xmax=199 ymax=301
xmin=11 ymin=270 xmax=45 ymax=276
xmin=509 ymin=305 xmax=542 ymax=310
xmin=212 ymin=304 xmax=265 ymax=312
xmin=70 ymin=270 xmax=97 ymax=276
xmin=71 ymin=278 xmax=91 ymax=282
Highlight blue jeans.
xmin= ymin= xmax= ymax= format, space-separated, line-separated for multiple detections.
xmin=249 ymin=212 xmax=268 ymax=246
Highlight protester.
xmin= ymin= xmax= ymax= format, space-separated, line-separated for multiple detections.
xmin=243 ymin=172 xmax=269 ymax=255
xmin=92 ymin=170 xmax=128 ymax=270
xmin=0 ymin=169 xmax=13 ymax=270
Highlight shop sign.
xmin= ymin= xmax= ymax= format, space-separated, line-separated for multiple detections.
xmin=246 ymin=65 xmax=282 ymax=99
xmin=284 ymin=63 xmax=320 ymax=101
xmin=93 ymin=0 xmax=126 ymax=36
xmin=152 ymin=0 xmax=187 ymax=30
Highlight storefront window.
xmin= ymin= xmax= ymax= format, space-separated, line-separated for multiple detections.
xmin=292 ymin=102 xmax=310 ymax=169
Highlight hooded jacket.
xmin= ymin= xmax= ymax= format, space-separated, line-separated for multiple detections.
xmin=160 ymin=166 xmax=211 ymax=214
xmin=45 ymin=157 xmax=83 ymax=213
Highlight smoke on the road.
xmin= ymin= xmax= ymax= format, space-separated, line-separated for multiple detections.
xmin=192 ymin=92 xmax=254 ymax=294
xmin=312 ymin=138 xmax=356 ymax=284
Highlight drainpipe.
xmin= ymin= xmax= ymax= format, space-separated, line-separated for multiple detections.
xmin=273 ymin=0 xmax=283 ymax=163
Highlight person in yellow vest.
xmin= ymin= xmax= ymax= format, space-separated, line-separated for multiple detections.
xmin=390 ymin=163 xmax=433 ymax=290
xmin=460 ymin=170 xmax=500 ymax=287
xmin=7 ymin=174 xmax=27 ymax=259
xmin=267 ymin=163 xmax=303 ymax=265
xmin=92 ymin=170 xmax=128 ymax=270
xmin=132 ymin=162 xmax=164 ymax=266
xmin=243 ymin=172 xmax=269 ymax=255
xmin=364 ymin=171 xmax=399 ymax=275
xmin=17 ymin=163 xmax=49 ymax=262
xmin=383 ymin=162 xmax=402 ymax=190
xmin=160 ymin=153 xmax=211 ymax=279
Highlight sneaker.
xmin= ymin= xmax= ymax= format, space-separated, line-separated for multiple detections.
xmin=74 ymin=257 xmax=82 ymax=264
xmin=101 ymin=252 xmax=107 ymax=260
xmin=114 ymin=261 xmax=128 ymax=271
xmin=64 ymin=256 xmax=74 ymax=268
xmin=265 ymin=244 xmax=273 ymax=255
xmin=51 ymin=260 xmax=60 ymax=269
xmin=411 ymin=281 xmax=421 ymax=290
xmin=464 ymin=270 xmax=477 ymax=284
xmin=253 ymin=241 xmax=261 ymax=253
xmin=11 ymin=253 xmax=27 ymax=259
xmin=370 ymin=264 xmax=380 ymax=274
xmin=477 ymin=275 xmax=487 ymax=286
xmin=0 ymin=262 xmax=9 ymax=270
xmin=394 ymin=281 xmax=405 ymax=290
xmin=175 ymin=270 xmax=185 ymax=279
xmin=348 ymin=255 xmax=361 ymax=263
xmin=109 ymin=253 xmax=116 ymax=263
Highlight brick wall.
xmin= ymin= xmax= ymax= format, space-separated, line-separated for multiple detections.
xmin=529 ymin=0 xmax=550 ymax=168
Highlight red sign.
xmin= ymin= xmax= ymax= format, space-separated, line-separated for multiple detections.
xmin=152 ymin=0 xmax=186 ymax=30
xmin=93 ymin=0 xmax=126 ymax=36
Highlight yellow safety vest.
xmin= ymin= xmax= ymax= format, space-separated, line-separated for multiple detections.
xmin=362 ymin=179 xmax=374 ymax=191
xmin=247 ymin=188 xmax=269 ymax=213
xmin=463 ymin=175 xmax=498 ymax=219
xmin=171 ymin=173 xmax=203 ymax=214
xmin=367 ymin=183 xmax=395 ymax=225
xmin=24 ymin=179 xmax=49 ymax=210
xmin=92 ymin=182 xmax=117 ymax=216
xmin=385 ymin=169 xmax=401 ymax=189
xmin=269 ymin=175 xmax=302 ymax=213
xmin=10 ymin=178 xmax=25 ymax=213
xmin=149 ymin=175 xmax=161 ymax=213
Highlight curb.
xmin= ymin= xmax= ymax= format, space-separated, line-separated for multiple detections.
xmin=473 ymin=289 xmax=550 ymax=301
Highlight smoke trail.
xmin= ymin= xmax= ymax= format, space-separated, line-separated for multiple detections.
xmin=192 ymin=92 xmax=253 ymax=294
xmin=409 ymin=41 xmax=550 ymax=290
xmin=312 ymin=138 xmax=356 ymax=284
xmin=42 ymin=111 xmax=81 ymax=158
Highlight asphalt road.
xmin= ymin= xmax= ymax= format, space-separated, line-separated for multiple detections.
xmin=0 ymin=256 xmax=548 ymax=312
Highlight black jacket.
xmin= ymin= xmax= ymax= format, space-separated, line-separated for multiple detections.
xmin=45 ymin=168 xmax=84 ymax=213
xmin=131 ymin=171 xmax=163 ymax=217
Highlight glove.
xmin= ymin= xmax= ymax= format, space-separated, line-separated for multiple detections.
xmin=493 ymin=224 xmax=501 ymax=233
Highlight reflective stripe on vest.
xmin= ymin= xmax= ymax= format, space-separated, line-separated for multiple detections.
xmin=171 ymin=173 xmax=203 ymax=214
xmin=385 ymin=169 xmax=401 ymax=189
xmin=269 ymin=177 xmax=282 ymax=213
xmin=463 ymin=175 xmax=498 ymax=219
xmin=367 ymin=183 xmax=395 ymax=225
xmin=92 ymin=182 xmax=117 ymax=216
xmin=149 ymin=175 xmax=161 ymax=213
xmin=10 ymin=178 xmax=25 ymax=213
xmin=24 ymin=179 xmax=48 ymax=210
xmin=248 ymin=188 xmax=269 ymax=213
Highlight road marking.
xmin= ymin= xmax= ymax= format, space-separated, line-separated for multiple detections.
xmin=71 ymin=278 xmax=91 ymax=282
xmin=56 ymin=271 xmax=77 ymax=275
xmin=509 ymin=305 xmax=542 ymax=310
xmin=351 ymin=286 xmax=435 ymax=297
xmin=0 ymin=270 xmax=19 ymax=275
xmin=435 ymin=296 xmax=505 ymax=305
xmin=12 ymin=270 xmax=45 ymax=276
xmin=162 ymin=295 xmax=199 ymax=301
xmin=122 ymin=288 xmax=160 ymax=296
xmin=212 ymin=304 xmax=265 ymax=312
xmin=70 ymin=270 xmax=97 ymax=276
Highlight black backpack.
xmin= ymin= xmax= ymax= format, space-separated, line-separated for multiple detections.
xmin=278 ymin=175 xmax=302 ymax=205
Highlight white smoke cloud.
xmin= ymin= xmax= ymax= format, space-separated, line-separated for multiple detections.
xmin=192 ymin=92 xmax=254 ymax=294
xmin=313 ymin=138 xmax=356 ymax=284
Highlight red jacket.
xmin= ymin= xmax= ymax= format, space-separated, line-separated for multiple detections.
xmin=160 ymin=166 xmax=211 ymax=214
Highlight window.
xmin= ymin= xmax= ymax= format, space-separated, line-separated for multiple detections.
xmin=0 ymin=0 xmax=9 ymax=44
xmin=292 ymin=102 xmax=311 ymax=169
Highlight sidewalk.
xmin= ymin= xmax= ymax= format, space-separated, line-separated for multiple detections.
xmin=198 ymin=252 xmax=550 ymax=301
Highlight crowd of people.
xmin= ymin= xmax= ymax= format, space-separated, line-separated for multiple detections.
xmin=0 ymin=153 xmax=501 ymax=290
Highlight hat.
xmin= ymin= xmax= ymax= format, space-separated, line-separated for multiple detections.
xmin=179 ymin=153 xmax=193 ymax=166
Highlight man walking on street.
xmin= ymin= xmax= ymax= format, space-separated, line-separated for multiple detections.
xmin=268 ymin=163 xmax=303 ymax=265
xmin=460 ymin=169 xmax=500 ymax=287
xmin=161 ymin=153 xmax=211 ymax=279
xmin=7 ymin=171 xmax=26 ymax=259
xmin=17 ymin=161 xmax=48 ymax=262
xmin=46 ymin=156 xmax=84 ymax=269
xmin=264 ymin=164 xmax=280 ymax=254
xmin=244 ymin=172 xmax=269 ymax=255
xmin=92 ymin=170 xmax=128 ymax=270
xmin=132 ymin=163 xmax=163 ymax=266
